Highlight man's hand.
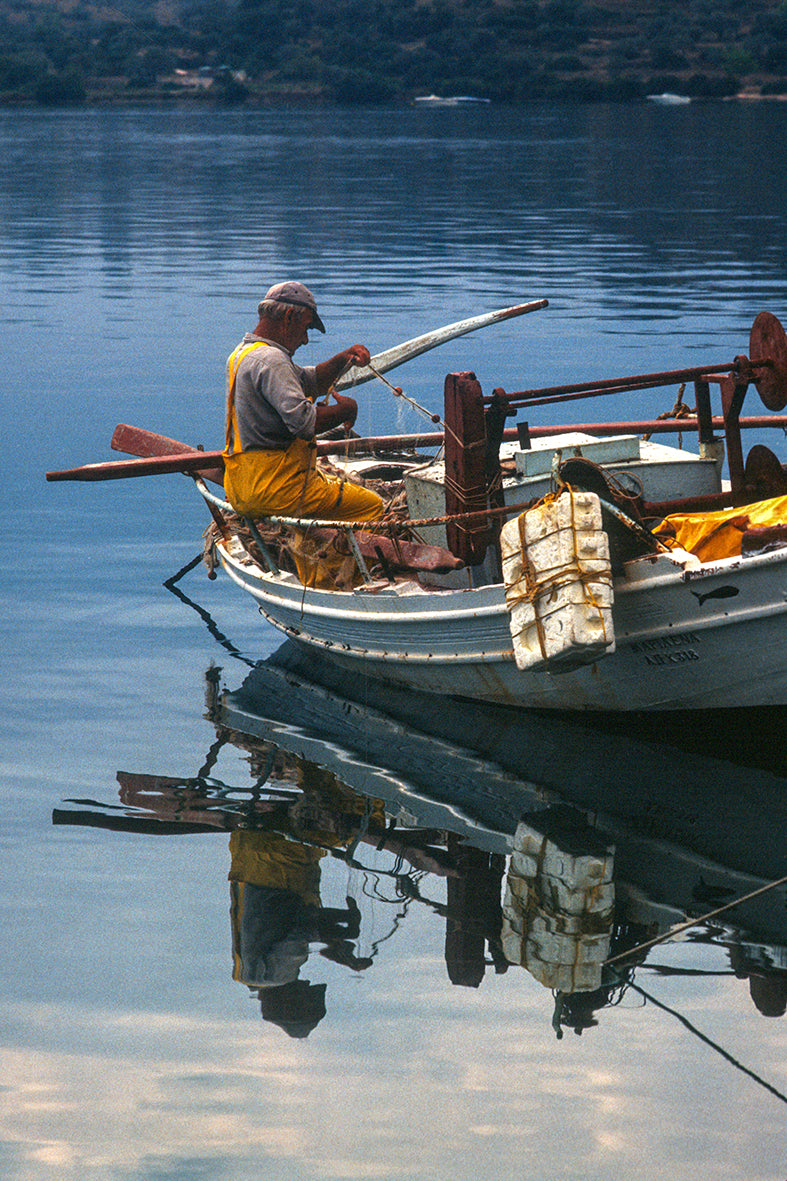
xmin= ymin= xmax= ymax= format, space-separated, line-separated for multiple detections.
xmin=315 ymin=392 xmax=358 ymax=435
xmin=341 ymin=344 xmax=371 ymax=369
xmin=315 ymin=344 xmax=371 ymax=395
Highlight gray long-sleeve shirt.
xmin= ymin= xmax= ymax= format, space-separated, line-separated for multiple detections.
xmin=228 ymin=334 xmax=319 ymax=452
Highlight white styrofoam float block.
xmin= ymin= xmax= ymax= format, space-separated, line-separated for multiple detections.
xmin=501 ymin=490 xmax=615 ymax=672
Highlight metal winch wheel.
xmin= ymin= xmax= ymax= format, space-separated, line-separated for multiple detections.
xmin=750 ymin=311 xmax=787 ymax=411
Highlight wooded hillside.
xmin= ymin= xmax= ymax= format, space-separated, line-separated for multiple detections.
xmin=2 ymin=0 xmax=787 ymax=105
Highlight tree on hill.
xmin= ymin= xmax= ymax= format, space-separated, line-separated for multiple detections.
xmin=0 ymin=0 xmax=785 ymax=103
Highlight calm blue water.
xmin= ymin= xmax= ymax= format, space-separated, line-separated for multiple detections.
xmin=3 ymin=102 xmax=787 ymax=1181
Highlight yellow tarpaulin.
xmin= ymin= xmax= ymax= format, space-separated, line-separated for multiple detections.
xmin=654 ymin=493 xmax=787 ymax=561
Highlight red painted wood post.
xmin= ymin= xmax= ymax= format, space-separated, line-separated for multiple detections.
xmin=444 ymin=372 xmax=491 ymax=564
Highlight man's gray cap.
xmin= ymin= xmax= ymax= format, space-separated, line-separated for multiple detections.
xmin=261 ymin=281 xmax=326 ymax=333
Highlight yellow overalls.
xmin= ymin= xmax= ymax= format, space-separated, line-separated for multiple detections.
xmin=222 ymin=341 xmax=383 ymax=523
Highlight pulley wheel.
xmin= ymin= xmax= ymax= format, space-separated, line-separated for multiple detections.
xmin=750 ymin=311 xmax=787 ymax=411
xmin=744 ymin=444 xmax=787 ymax=499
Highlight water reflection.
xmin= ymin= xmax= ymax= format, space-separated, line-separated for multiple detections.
xmin=53 ymin=647 xmax=787 ymax=1063
xmin=5 ymin=106 xmax=787 ymax=343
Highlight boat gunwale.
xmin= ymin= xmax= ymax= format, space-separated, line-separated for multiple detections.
xmin=217 ymin=540 xmax=504 ymax=622
xmin=217 ymin=528 xmax=787 ymax=606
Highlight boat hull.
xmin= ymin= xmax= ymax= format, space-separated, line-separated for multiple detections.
xmin=216 ymin=536 xmax=787 ymax=711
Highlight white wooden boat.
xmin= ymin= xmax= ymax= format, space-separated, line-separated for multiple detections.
xmin=204 ymin=484 xmax=787 ymax=711
xmin=48 ymin=307 xmax=787 ymax=713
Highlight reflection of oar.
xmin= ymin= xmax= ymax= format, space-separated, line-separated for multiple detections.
xmin=335 ymin=298 xmax=548 ymax=389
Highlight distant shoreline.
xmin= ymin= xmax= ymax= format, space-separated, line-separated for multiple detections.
xmin=3 ymin=91 xmax=787 ymax=110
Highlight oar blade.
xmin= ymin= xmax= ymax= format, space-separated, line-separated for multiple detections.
xmin=336 ymin=298 xmax=548 ymax=389
xmin=110 ymin=424 xmax=225 ymax=485
xmin=111 ymin=423 xmax=201 ymax=459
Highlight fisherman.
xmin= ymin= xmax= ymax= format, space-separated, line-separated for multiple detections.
xmin=223 ymin=281 xmax=384 ymax=525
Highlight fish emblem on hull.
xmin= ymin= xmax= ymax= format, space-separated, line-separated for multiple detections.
xmin=690 ymin=585 xmax=740 ymax=606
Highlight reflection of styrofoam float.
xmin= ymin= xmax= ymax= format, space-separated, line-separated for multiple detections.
xmin=502 ymin=814 xmax=615 ymax=993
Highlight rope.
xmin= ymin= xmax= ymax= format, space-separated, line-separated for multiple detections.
xmin=642 ymin=383 xmax=696 ymax=443
xmin=163 ymin=552 xmax=204 ymax=587
xmin=442 ymin=470 xmax=491 ymax=534
xmin=196 ymin=477 xmax=547 ymax=533
xmin=619 ymin=974 xmax=787 ymax=1107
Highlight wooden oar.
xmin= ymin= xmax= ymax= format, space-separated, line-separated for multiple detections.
xmin=52 ymin=407 xmax=785 ymax=485
xmin=335 ymin=298 xmax=548 ymax=389
xmin=46 ymin=451 xmax=225 ymax=482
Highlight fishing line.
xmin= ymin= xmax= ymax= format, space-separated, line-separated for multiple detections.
xmin=367 ymin=363 xmax=463 ymax=446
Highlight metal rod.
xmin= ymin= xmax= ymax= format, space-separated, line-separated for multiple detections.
xmin=644 ymin=491 xmax=734 ymax=515
xmin=243 ymin=516 xmax=280 ymax=576
xmin=315 ymin=415 xmax=787 ymax=456
xmin=343 ymin=525 xmax=374 ymax=583
xmin=481 ymin=361 xmax=740 ymax=408
xmin=694 ymin=379 xmax=715 ymax=444
xmin=493 ymin=375 xmax=722 ymax=410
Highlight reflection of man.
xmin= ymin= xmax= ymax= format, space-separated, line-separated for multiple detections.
xmin=229 ymin=830 xmax=370 ymax=1038
xmin=728 ymin=944 xmax=787 ymax=1018
xmin=223 ymin=281 xmax=385 ymax=524
xmin=258 ymin=980 xmax=327 ymax=1040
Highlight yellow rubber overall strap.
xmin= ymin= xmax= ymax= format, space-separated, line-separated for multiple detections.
xmin=225 ymin=341 xmax=269 ymax=454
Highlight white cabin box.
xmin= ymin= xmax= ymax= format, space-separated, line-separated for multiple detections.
xmin=513 ymin=432 xmax=640 ymax=477
xmin=404 ymin=432 xmax=723 ymax=552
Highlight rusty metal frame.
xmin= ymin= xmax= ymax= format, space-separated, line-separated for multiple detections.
xmin=440 ymin=351 xmax=786 ymax=563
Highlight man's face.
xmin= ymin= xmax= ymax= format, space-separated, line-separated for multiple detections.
xmin=284 ymin=307 xmax=314 ymax=352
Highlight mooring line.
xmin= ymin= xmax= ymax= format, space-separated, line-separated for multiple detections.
xmin=163 ymin=569 xmax=255 ymax=667
xmin=604 ymin=872 xmax=787 ymax=968
xmin=622 ymin=976 xmax=787 ymax=1107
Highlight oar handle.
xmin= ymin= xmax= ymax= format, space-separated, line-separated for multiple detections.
xmin=46 ymin=450 xmax=225 ymax=482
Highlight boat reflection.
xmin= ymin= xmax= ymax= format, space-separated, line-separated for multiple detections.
xmin=53 ymin=647 xmax=787 ymax=1044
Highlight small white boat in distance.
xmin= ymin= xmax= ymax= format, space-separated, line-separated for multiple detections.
xmin=647 ymin=92 xmax=691 ymax=105
xmin=414 ymin=94 xmax=491 ymax=106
